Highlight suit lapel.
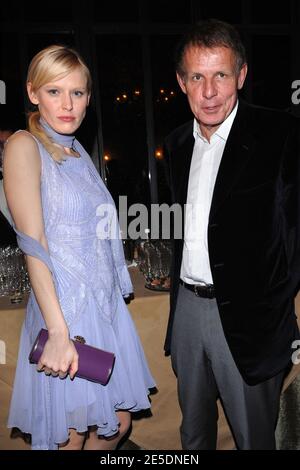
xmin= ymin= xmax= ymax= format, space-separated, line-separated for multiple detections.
xmin=209 ymin=102 xmax=254 ymax=221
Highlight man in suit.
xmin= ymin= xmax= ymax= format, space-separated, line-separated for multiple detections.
xmin=163 ymin=19 xmax=300 ymax=450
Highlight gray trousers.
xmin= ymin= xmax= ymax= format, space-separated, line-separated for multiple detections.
xmin=171 ymin=284 xmax=286 ymax=450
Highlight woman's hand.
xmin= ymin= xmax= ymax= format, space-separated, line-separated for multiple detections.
xmin=37 ymin=331 xmax=79 ymax=380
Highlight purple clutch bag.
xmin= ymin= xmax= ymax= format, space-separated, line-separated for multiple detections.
xmin=29 ymin=329 xmax=115 ymax=385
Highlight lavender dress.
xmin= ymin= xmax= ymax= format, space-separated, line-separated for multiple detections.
xmin=7 ymin=122 xmax=155 ymax=450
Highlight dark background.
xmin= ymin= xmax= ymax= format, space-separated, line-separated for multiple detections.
xmin=1 ymin=0 xmax=299 ymax=210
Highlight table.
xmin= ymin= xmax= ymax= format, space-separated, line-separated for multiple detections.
xmin=0 ymin=269 xmax=299 ymax=450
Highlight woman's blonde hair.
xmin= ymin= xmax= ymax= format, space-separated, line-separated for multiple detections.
xmin=27 ymin=44 xmax=92 ymax=162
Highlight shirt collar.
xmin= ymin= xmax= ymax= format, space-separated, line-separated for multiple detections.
xmin=193 ymin=100 xmax=239 ymax=143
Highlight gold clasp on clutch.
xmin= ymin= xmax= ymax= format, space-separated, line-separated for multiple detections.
xmin=74 ymin=335 xmax=86 ymax=344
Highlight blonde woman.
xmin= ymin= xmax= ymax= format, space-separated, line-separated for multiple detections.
xmin=3 ymin=45 xmax=155 ymax=450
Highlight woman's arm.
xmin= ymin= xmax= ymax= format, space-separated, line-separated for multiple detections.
xmin=3 ymin=132 xmax=78 ymax=378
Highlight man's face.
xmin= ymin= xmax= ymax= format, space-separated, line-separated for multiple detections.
xmin=177 ymin=45 xmax=247 ymax=140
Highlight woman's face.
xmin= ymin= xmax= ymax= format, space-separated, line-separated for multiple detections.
xmin=27 ymin=67 xmax=90 ymax=135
